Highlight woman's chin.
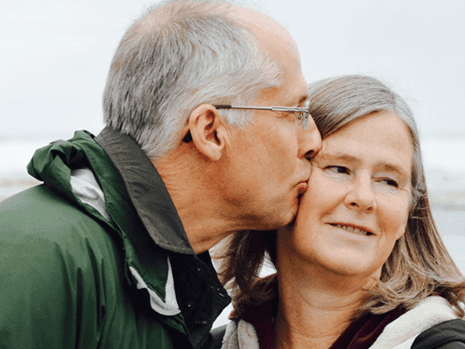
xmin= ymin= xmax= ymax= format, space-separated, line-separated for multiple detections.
xmin=292 ymin=247 xmax=384 ymax=282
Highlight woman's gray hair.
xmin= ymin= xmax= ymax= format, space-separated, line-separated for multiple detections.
xmin=217 ymin=74 xmax=465 ymax=318
xmin=103 ymin=0 xmax=283 ymax=160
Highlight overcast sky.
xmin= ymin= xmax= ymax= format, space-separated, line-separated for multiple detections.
xmin=1 ymin=0 xmax=464 ymax=140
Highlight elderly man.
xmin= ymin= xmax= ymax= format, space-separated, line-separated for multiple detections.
xmin=0 ymin=1 xmax=321 ymax=348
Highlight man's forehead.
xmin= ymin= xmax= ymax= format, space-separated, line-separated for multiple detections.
xmin=228 ymin=6 xmax=297 ymax=52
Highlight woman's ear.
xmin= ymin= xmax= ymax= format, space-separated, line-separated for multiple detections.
xmin=186 ymin=104 xmax=228 ymax=161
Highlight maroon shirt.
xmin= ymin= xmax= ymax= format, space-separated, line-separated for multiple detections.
xmin=235 ymin=299 xmax=405 ymax=349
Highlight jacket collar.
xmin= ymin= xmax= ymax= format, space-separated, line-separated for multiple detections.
xmin=96 ymin=126 xmax=194 ymax=255
xmin=69 ymin=167 xmax=181 ymax=316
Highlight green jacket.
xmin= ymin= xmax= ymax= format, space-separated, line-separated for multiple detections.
xmin=0 ymin=128 xmax=230 ymax=349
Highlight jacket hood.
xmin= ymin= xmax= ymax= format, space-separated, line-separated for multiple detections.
xmin=28 ymin=131 xmax=103 ymax=209
xmin=27 ymin=130 xmax=178 ymax=310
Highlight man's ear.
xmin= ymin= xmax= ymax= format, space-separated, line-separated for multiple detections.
xmin=186 ymin=104 xmax=228 ymax=161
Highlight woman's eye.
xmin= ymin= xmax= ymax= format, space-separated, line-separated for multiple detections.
xmin=380 ymin=178 xmax=399 ymax=188
xmin=327 ymin=166 xmax=350 ymax=175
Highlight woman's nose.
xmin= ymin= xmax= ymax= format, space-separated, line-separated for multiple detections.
xmin=344 ymin=176 xmax=377 ymax=213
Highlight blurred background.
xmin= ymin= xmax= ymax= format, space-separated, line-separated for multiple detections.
xmin=1 ymin=0 xmax=464 ymax=326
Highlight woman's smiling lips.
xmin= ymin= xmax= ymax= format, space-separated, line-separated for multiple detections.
xmin=329 ymin=222 xmax=374 ymax=236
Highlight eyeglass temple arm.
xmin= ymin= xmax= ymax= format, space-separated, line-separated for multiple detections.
xmin=213 ymin=105 xmax=272 ymax=111
xmin=213 ymin=105 xmax=307 ymax=112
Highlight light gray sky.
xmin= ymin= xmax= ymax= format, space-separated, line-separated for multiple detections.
xmin=1 ymin=0 xmax=464 ymax=140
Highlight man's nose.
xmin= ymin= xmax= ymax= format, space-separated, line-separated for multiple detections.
xmin=299 ymin=115 xmax=322 ymax=160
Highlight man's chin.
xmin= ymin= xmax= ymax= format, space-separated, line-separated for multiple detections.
xmin=256 ymin=210 xmax=295 ymax=231
xmin=278 ymin=203 xmax=299 ymax=228
xmin=285 ymin=193 xmax=305 ymax=226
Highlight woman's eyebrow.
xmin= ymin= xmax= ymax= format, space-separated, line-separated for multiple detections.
xmin=377 ymin=161 xmax=409 ymax=177
xmin=319 ymin=152 xmax=359 ymax=163
xmin=319 ymin=152 xmax=409 ymax=176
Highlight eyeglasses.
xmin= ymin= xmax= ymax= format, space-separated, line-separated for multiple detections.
xmin=213 ymin=99 xmax=311 ymax=129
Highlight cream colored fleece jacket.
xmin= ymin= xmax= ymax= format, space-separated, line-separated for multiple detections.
xmin=221 ymin=296 xmax=458 ymax=349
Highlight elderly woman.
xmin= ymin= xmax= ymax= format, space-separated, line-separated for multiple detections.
xmin=217 ymin=75 xmax=465 ymax=349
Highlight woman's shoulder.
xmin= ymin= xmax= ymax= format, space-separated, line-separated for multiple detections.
xmin=412 ymin=319 xmax=465 ymax=349
xmin=370 ymin=296 xmax=461 ymax=349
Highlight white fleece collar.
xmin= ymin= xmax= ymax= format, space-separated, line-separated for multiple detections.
xmin=221 ymin=296 xmax=458 ymax=349
xmin=222 ymin=316 xmax=260 ymax=349
xmin=371 ymin=296 xmax=458 ymax=349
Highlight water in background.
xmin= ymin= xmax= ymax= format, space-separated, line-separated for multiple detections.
xmin=1 ymin=135 xmax=465 ymax=327
xmin=3 ymin=135 xmax=465 ymax=206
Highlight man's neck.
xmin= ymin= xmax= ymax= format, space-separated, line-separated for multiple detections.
xmin=154 ymin=153 xmax=248 ymax=254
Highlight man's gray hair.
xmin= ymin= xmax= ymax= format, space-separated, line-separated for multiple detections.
xmin=103 ymin=0 xmax=283 ymax=159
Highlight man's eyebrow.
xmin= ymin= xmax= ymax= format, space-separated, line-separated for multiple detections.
xmin=288 ymin=94 xmax=308 ymax=107
xmin=297 ymin=95 xmax=308 ymax=106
